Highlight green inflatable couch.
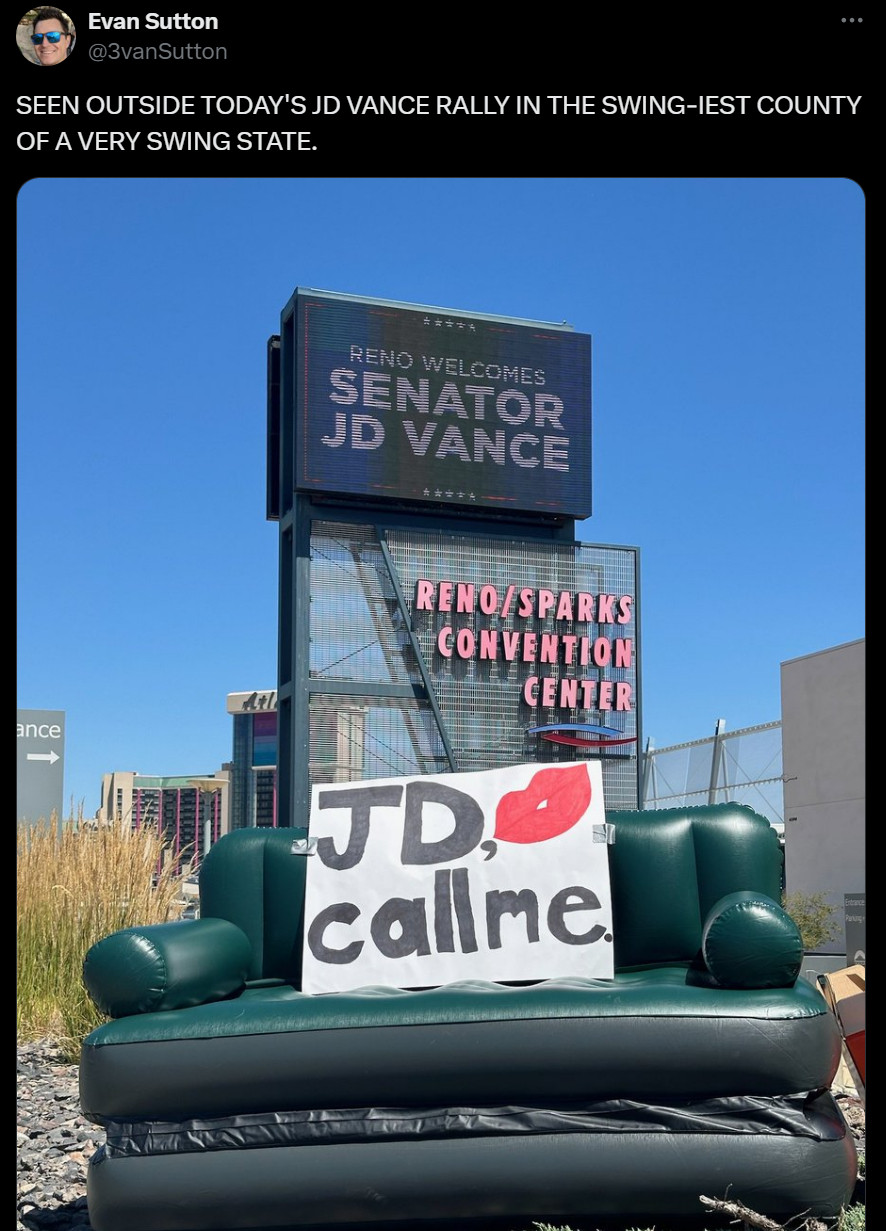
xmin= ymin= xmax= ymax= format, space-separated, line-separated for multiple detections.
xmin=79 ymin=802 xmax=857 ymax=1230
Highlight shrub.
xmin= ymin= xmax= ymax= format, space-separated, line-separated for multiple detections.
xmin=783 ymin=889 xmax=840 ymax=951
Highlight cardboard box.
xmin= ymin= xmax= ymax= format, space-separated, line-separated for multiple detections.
xmin=819 ymin=964 xmax=865 ymax=1035
xmin=819 ymin=964 xmax=865 ymax=1094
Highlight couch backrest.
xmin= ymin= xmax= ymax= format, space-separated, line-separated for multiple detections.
xmin=198 ymin=803 xmax=783 ymax=984
xmin=607 ymin=803 xmax=783 ymax=968
xmin=199 ymin=826 xmax=309 ymax=984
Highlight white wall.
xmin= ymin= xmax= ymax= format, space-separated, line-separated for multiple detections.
xmin=781 ymin=639 xmax=865 ymax=955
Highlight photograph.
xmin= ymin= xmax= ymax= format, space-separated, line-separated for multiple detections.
xmin=17 ymin=173 xmax=865 ymax=1231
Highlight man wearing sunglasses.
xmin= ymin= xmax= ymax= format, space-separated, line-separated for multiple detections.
xmin=29 ymin=6 xmax=74 ymax=65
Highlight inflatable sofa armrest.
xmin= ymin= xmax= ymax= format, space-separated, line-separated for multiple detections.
xmin=83 ymin=917 xmax=253 ymax=1018
xmin=701 ymin=891 xmax=803 ymax=989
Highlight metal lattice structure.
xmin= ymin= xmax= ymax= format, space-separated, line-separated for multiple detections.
xmin=641 ymin=720 xmax=784 ymax=831
xmin=307 ymin=521 xmax=641 ymax=811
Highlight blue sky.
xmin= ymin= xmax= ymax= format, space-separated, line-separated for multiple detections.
xmin=17 ymin=177 xmax=864 ymax=817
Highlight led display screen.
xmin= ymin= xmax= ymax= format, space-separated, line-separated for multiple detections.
xmin=295 ymin=292 xmax=592 ymax=518
xmin=252 ymin=710 xmax=277 ymax=768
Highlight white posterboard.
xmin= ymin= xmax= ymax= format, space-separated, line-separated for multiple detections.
xmin=301 ymin=761 xmax=614 ymax=994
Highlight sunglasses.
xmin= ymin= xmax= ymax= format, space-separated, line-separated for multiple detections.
xmin=31 ymin=30 xmax=68 ymax=43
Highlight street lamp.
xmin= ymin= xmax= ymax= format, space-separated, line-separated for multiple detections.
xmin=188 ymin=778 xmax=226 ymax=867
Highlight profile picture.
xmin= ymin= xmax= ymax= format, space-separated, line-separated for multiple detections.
xmin=17 ymin=6 xmax=75 ymax=65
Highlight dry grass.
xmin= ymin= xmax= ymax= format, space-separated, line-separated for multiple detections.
xmin=17 ymin=813 xmax=189 ymax=1058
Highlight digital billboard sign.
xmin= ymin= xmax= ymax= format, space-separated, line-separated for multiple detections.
xmin=294 ymin=290 xmax=592 ymax=518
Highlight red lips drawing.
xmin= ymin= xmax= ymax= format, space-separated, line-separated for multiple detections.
xmin=494 ymin=764 xmax=591 ymax=844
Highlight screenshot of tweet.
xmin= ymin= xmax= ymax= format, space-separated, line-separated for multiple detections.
xmin=16 ymin=2 xmax=866 ymax=1071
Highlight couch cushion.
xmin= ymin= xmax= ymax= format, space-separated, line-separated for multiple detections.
xmin=690 ymin=803 xmax=784 ymax=914
xmin=84 ymin=1095 xmax=858 ymax=1231
xmin=607 ymin=813 xmax=701 ymax=966
xmin=80 ymin=970 xmax=841 ymax=1123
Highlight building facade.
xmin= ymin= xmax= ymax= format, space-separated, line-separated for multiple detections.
xmin=226 ymin=689 xmax=377 ymax=829
xmin=227 ymin=690 xmax=278 ymax=829
xmin=97 ymin=768 xmax=230 ymax=867
xmin=781 ymin=638 xmax=865 ymax=962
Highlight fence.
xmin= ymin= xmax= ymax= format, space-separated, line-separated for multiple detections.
xmin=641 ymin=719 xmax=784 ymax=832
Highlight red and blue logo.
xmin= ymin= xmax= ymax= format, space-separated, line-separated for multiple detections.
xmin=528 ymin=723 xmax=637 ymax=749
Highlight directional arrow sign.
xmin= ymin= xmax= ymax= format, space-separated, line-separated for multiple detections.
xmin=17 ymin=710 xmax=66 ymax=825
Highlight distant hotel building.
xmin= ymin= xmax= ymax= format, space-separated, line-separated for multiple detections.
xmin=95 ymin=690 xmax=280 ymax=863
xmin=97 ymin=692 xmax=280 ymax=850
xmin=227 ymin=689 xmax=367 ymax=829
xmin=228 ymin=689 xmax=278 ymax=828
xmin=98 ymin=768 xmax=230 ymax=865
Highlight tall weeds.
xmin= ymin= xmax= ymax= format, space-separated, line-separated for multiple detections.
xmin=17 ymin=815 xmax=187 ymax=1059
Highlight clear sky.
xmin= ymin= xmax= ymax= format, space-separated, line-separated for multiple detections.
xmin=17 ymin=177 xmax=864 ymax=818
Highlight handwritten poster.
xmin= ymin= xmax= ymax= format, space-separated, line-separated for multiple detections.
xmin=302 ymin=761 xmax=613 ymax=994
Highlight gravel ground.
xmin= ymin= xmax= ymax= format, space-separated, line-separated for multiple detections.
xmin=16 ymin=1037 xmax=866 ymax=1231
xmin=17 ymin=1041 xmax=99 ymax=1230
